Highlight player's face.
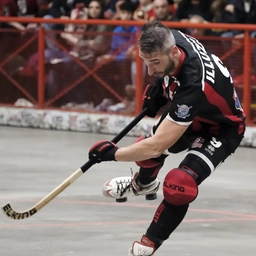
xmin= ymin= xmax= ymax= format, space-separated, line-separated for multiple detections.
xmin=139 ymin=49 xmax=175 ymax=77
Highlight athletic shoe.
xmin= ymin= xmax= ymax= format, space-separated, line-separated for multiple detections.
xmin=102 ymin=172 xmax=160 ymax=199
xmin=128 ymin=235 xmax=156 ymax=256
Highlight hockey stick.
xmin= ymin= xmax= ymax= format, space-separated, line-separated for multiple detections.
xmin=2 ymin=109 xmax=148 ymax=220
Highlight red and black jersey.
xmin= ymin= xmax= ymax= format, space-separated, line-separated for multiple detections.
xmin=162 ymin=30 xmax=246 ymax=137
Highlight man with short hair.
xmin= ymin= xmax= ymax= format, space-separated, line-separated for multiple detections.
xmin=95 ymin=1 xmax=137 ymax=100
xmin=88 ymin=21 xmax=246 ymax=255
xmin=153 ymin=0 xmax=173 ymax=21
xmin=133 ymin=0 xmax=156 ymax=21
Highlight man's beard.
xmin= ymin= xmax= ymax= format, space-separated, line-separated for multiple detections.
xmin=164 ymin=58 xmax=175 ymax=75
xmin=153 ymin=58 xmax=175 ymax=77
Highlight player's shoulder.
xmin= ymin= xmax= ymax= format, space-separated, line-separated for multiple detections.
xmin=171 ymin=29 xmax=189 ymax=43
xmin=170 ymin=30 xmax=197 ymax=59
xmin=170 ymin=30 xmax=206 ymax=82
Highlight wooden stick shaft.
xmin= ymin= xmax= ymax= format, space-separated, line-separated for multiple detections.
xmin=35 ymin=168 xmax=83 ymax=211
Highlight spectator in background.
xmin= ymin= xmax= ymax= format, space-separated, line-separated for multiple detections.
xmin=185 ymin=14 xmax=223 ymax=56
xmin=133 ymin=0 xmax=155 ymax=21
xmin=76 ymin=0 xmax=113 ymax=58
xmin=42 ymin=0 xmax=78 ymax=51
xmin=0 ymin=0 xmax=26 ymax=70
xmin=48 ymin=0 xmax=113 ymax=106
xmin=33 ymin=2 xmax=88 ymax=64
xmin=220 ymin=0 xmax=256 ymax=75
xmin=16 ymin=0 xmax=41 ymax=31
xmin=0 ymin=0 xmax=17 ymax=18
xmin=210 ymin=0 xmax=233 ymax=23
xmin=0 ymin=0 xmax=41 ymax=100
xmin=36 ymin=0 xmax=52 ymax=17
xmin=17 ymin=0 xmax=39 ymax=17
xmin=174 ymin=0 xmax=214 ymax=22
xmin=104 ymin=83 xmax=136 ymax=113
xmin=210 ymin=0 xmax=235 ymax=35
xmin=61 ymin=0 xmax=112 ymax=59
xmin=0 ymin=0 xmax=26 ymax=31
xmin=220 ymin=0 xmax=256 ymax=38
xmin=60 ymin=2 xmax=88 ymax=58
xmin=0 ymin=0 xmax=39 ymax=63
xmin=170 ymin=0 xmax=181 ymax=12
xmin=153 ymin=0 xmax=174 ymax=21
xmin=186 ymin=14 xmax=215 ymax=37
xmin=47 ymin=0 xmax=75 ymax=19
xmin=96 ymin=1 xmax=137 ymax=67
xmin=101 ymin=0 xmax=122 ymax=19
xmin=111 ymin=0 xmax=125 ymax=20
xmin=95 ymin=1 xmax=137 ymax=111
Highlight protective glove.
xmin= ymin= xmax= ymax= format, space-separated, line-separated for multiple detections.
xmin=142 ymin=81 xmax=168 ymax=118
xmin=89 ymin=140 xmax=118 ymax=163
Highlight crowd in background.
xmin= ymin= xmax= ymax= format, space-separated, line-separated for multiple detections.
xmin=1 ymin=0 xmax=256 ymax=36
xmin=0 ymin=0 xmax=256 ymax=113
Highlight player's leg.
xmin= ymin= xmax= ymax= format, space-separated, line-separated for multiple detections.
xmin=102 ymin=135 xmax=192 ymax=200
xmin=129 ymin=134 xmax=243 ymax=255
xmin=102 ymin=110 xmax=192 ymax=199
xmin=129 ymin=167 xmax=198 ymax=256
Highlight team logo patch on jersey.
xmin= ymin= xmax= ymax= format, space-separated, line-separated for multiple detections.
xmin=175 ymin=104 xmax=192 ymax=119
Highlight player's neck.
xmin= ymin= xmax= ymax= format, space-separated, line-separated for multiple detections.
xmin=169 ymin=48 xmax=182 ymax=76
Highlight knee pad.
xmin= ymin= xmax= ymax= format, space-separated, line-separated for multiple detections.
xmin=163 ymin=168 xmax=198 ymax=206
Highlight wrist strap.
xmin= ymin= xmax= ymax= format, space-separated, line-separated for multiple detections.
xmin=102 ymin=147 xmax=118 ymax=161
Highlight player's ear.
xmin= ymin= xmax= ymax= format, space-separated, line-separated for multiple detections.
xmin=171 ymin=45 xmax=179 ymax=57
xmin=168 ymin=47 xmax=173 ymax=58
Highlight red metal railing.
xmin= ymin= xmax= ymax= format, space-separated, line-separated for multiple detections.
xmin=0 ymin=17 xmax=255 ymax=125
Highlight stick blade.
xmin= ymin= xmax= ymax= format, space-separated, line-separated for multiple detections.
xmin=2 ymin=203 xmax=37 ymax=220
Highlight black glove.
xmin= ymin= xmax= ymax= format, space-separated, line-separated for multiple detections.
xmin=89 ymin=140 xmax=118 ymax=163
xmin=142 ymin=82 xmax=168 ymax=118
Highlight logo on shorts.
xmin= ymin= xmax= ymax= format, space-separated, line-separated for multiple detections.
xmin=205 ymin=145 xmax=214 ymax=156
xmin=192 ymin=137 xmax=205 ymax=148
xmin=205 ymin=137 xmax=222 ymax=156
xmin=210 ymin=137 xmax=222 ymax=148
xmin=175 ymin=104 xmax=192 ymax=119
xmin=208 ymin=145 xmax=215 ymax=152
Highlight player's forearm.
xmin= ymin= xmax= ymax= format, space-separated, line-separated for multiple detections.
xmin=115 ymin=137 xmax=164 ymax=162
xmin=114 ymin=119 xmax=188 ymax=162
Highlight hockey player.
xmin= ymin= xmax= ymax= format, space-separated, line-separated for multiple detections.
xmin=88 ymin=21 xmax=246 ymax=255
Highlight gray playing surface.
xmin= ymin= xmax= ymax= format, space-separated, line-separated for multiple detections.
xmin=0 ymin=126 xmax=255 ymax=256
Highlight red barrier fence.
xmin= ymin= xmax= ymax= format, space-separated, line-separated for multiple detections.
xmin=0 ymin=17 xmax=256 ymax=125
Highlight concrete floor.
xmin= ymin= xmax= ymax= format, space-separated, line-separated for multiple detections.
xmin=0 ymin=126 xmax=255 ymax=256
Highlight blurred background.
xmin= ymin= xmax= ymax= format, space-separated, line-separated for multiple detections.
xmin=0 ymin=0 xmax=256 ymax=138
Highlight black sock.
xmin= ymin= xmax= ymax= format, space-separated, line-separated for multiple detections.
xmin=137 ymin=165 xmax=163 ymax=185
xmin=146 ymin=200 xmax=189 ymax=243
xmin=137 ymin=155 xmax=167 ymax=185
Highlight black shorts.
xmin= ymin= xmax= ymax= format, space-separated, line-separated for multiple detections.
xmin=152 ymin=111 xmax=244 ymax=184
